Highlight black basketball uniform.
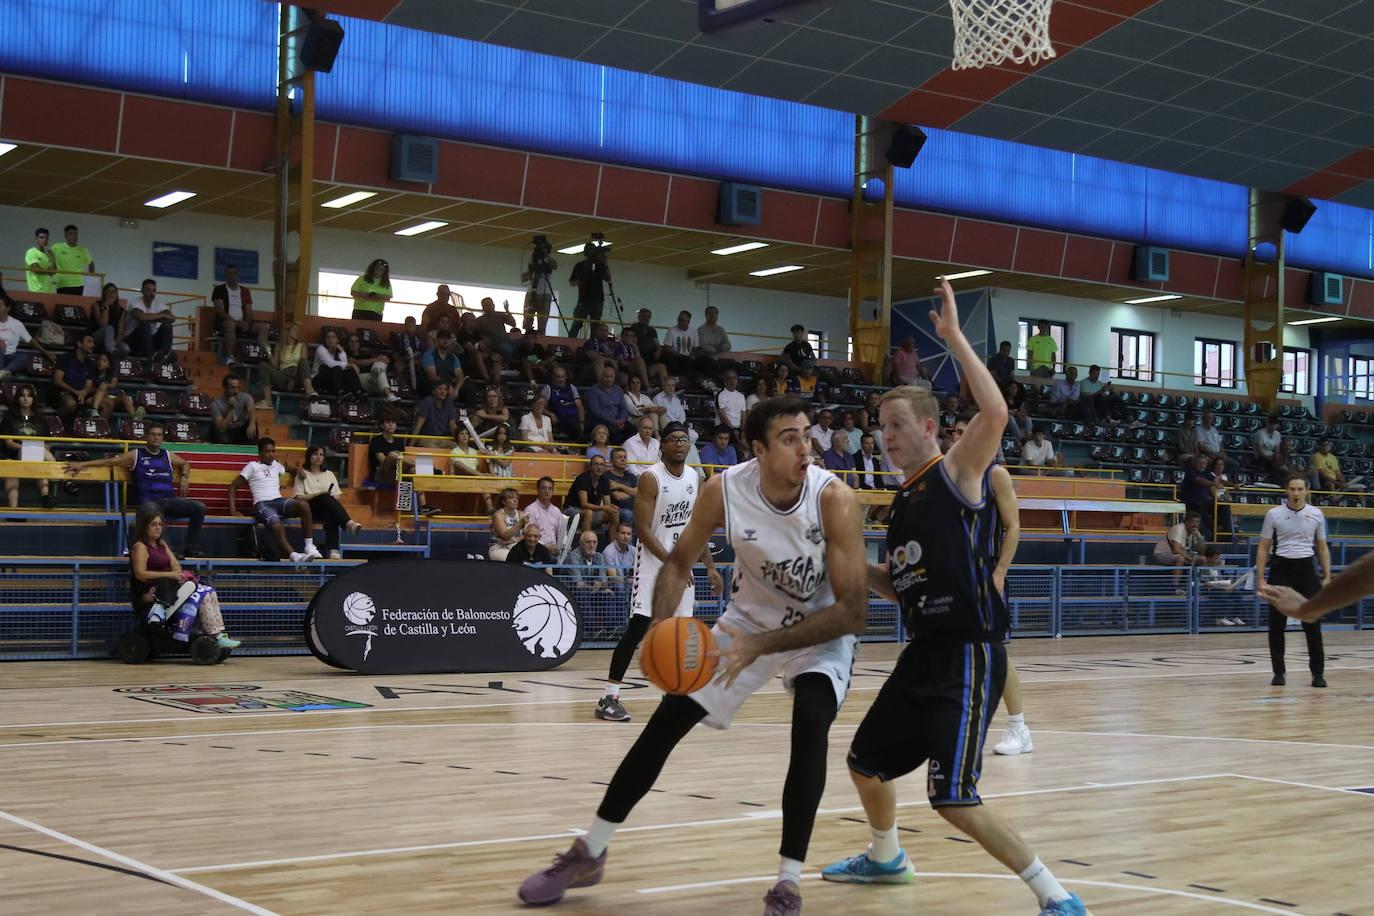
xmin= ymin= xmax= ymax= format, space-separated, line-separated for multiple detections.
xmin=848 ymin=454 xmax=1009 ymax=807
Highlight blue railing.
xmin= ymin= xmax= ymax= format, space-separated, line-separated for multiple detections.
xmin=0 ymin=559 xmax=1367 ymax=661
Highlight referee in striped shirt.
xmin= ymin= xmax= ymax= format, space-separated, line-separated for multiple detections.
xmin=1254 ymin=475 xmax=1331 ymax=687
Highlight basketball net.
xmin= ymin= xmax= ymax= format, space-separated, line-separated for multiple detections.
xmin=950 ymin=0 xmax=1056 ymax=70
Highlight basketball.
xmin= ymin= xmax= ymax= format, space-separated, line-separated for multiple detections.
xmin=640 ymin=617 xmax=717 ymax=694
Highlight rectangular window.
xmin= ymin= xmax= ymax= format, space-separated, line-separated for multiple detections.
xmin=808 ymin=329 xmax=827 ymax=359
xmin=1108 ymin=328 xmax=1155 ymax=382
xmin=1193 ymin=338 xmax=1237 ymax=389
xmin=1280 ymin=347 xmax=1310 ymax=396
xmin=315 ymin=270 xmax=537 ymax=329
xmin=1352 ymin=356 xmax=1374 ymax=401
xmin=1016 ymin=318 xmax=1067 ymax=372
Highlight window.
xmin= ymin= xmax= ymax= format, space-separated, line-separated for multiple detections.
xmin=1352 ymin=356 xmax=1374 ymax=400
xmin=1109 ymin=328 xmax=1155 ymax=381
xmin=808 ymin=329 xmax=828 ymax=359
xmin=1193 ymin=338 xmax=1237 ymax=389
xmin=1016 ymin=319 xmax=1067 ymax=372
xmin=315 ymin=270 xmax=542 ymax=329
xmin=1280 ymin=347 xmax=1311 ymax=396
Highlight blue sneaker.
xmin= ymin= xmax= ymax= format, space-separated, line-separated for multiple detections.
xmin=820 ymin=847 xmax=915 ymax=884
xmin=1038 ymin=893 xmax=1088 ymax=915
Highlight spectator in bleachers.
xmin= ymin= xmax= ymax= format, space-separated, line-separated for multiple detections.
xmin=699 ymin=425 xmax=739 ymax=473
xmin=1002 ymin=379 xmax=1026 ymax=413
xmin=809 ymin=408 xmax=835 ymax=457
xmin=507 ymin=521 xmax=553 ymax=567
xmin=51 ymin=333 xmax=105 ymax=420
xmin=623 ymin=374 xmax=663 ymax=430
xmin=987 ymin=340 xmax=1015 ymax=387
xmin=1006 ymin=400 xmax=1032 ymax=443
xmin=65 ymin=422 xmax=205 ymax=555
xmin=693 ymin=306 xmax=733 ymax=379
xmin=621 ymin=325 xmax=664 ymax=390
xmin=835 ymin=410 xmax=862 ymax=455
xmin=525 ymin=476 xmax=566 ymax=555
xmin=1306 ymin=438 xmax=1350 ymax=492
xmin=624 ymin=416 xmax=660 ymax=466
xmin=1181 ymin=452 xmax=1223 ymax=536
xmin=228 ymin=437 xmax=319 ymax=562
xmin=889 ymin=335 xmax=930 ymax=388
xmin=1209 ymin=456 xmax=1235 ymax=540
xmin=2 ymin=385 xmax=58 ymax=508
xmin=606 ymin=448 xmax=638 ymax=527
xmin=445 ymin=311 xmax=483 ymax=382
xmin=566 ymin=455 xmax=618 ymax=533
xmin=350 ymin=259 xmax=391 ymax=321
xmin=1021 ymin=426 xmax=1063 ymax=473
xmin=715 ymin=368 xmax=746 ymax=440
xmin=420 ymin=329 xmax=466 ymax=399
xmin=1175 ymin=412 xmax=1200 ymax=462
xmin=1050 ymin=366 xmax=1086 ymax=420
xmin=586 ymin=424 xmax=612 ymax=462
xmin=489 ymin=486 xmax=527 ymax=561
xmin=1195 ymin=409 xmax=1238 ymax=474
xmin=511 ymin=328 xmax=548 ymax=385
xmin=653 ymin=375 xmax=687 ymax=429
xmin=1079 ymin=365 xmax=1117 ymax=421
xmin=421 ymin=285 xmax=461 ymax=334
xmin=367 ymin=416 xmax=439 ymax=517
xmin=1152 ymin=511 xmax=1204 ymax=567
xmin=129 ymin=504 xmax=239 ymax=649
xmin=542 ymin=364 xmax=585 ymax=440
xmin=854 ymin=432 xmax=891 ymax=497
xmin=211 ymin=375 xmax=258 ymax=445
xmin=0 ymin=294 xmax=55 ymax=377
xmin=90 ymin=283 xmax=128 ymax=356
xmin=473 ymin=385 xmax=512 ymax=437
xmin=567 ymin=242 xmax=610 ymax=339
xmin=476 ymin=297 xmax=519 ymax=367
xmin=585 ymin=364 xmax=629 ymax=442
xmin=292 ymin=444 xmax=363 ymax=560
xmin=822 ymin=436 xmax=855 ymax=477
xmin=126 ymin=279 xmax=176 ymax=361
xmin=744 ymin=374 xmax=772 ymax=413
xmin=567 ymin=530 xmax=612 ymax=600
xmin=772 ymin=361 xmax=798 ymax=397
xmin=51 ymin=225 xmax=94 ymax=295
xmin=579 ymin=322 xmax=619 ymax=385
xmin=662 ymin=310 xmax=696 ymax=379
xmin=391 ymin=316 xmax=425 ymax=393
xmin=603 ymin=521 xmax=636 ymax=592
xmin=781 ymin=324 xmax=817 ymax=375
xmin=25 ymin=227 xmax=56 ymax=293
xmin=448 ymin=428 xmax=484 ymax=479
xmin=312 ymin=328 xmax=364 ymax=398
xmin=479 ymin=425 xmax=514 ymax=478
xmin=90 ymin=352 xmax=137 ymax=420
xmin=1026 ymin=319 xmax=1056 ymax=377
xmin=414 ymin=380 xmax=459 ymax=440
xmin=256 ymin=320 xmax=313 ymax=408
xmin=939 ymin=394 xmax=961 ymax=431
xmin=1253 ymin=416 xmax=1290 ymax=483
xmin=795 ymin=365 xmax=820 ymax=400
xmin=212 ymin=264 xmax=267 ymax=366
xmin=519 ymin=395 xmax=555 ymax=451
xmin=345 ymin=332 xmax=398 ymax=401
xmin=628 ymin=308 xmax=665 ymax=370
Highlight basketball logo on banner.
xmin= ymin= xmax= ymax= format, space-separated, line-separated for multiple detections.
xmin=512 ymin=584 xmax=578 ymax=658
xmin=342 ymin=591 xmax=377 ymax=660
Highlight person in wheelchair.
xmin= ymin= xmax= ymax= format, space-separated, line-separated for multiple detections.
xmin=130 ymin=503 xmax=239 ymax=650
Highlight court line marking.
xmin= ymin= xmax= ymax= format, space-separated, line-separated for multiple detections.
xmin=634 ymin=871 xmax=1306 ymax=914
xmin=167 ymin=774 xmax=1231 ymax=875
xmin=0 ymin=808 xmax=277 ymax=915
xmin=2 ymin=659 xmax=1371 ymax=732
xmin=1039 ymin=729 xmax=1374 ymax=752
xmin=1225 ymin=773 xmax=1370 ymax=796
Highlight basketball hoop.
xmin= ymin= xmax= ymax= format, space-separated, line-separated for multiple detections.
xmin=950 ymin=0 xmax=1056 ymax=70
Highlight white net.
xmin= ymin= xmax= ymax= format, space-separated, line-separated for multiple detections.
xmin=950 ymin=0 xmax=1056 ymax=70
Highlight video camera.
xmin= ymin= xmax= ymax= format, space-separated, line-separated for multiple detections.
xmin=527 ymin=234 xmax=557 ymax=283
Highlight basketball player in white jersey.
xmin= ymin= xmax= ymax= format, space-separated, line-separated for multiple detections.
xmin=595 ymin=421 xmax=722 ymax=722
xmin=519 ymin=397 xmax=868 ymax=915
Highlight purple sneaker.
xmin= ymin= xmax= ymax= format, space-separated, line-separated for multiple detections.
xmin=517 ymin=838 xmax=607 ymax=906
xmin=762 ymin=879 xmax=801 ymax=915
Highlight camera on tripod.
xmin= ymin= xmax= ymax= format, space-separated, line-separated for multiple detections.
xmin=526 ymin=234 xmax=557 ymax=284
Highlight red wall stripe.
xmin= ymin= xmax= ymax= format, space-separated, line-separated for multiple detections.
xmin=595 ymin=166 xmax=670 ymax=224
xmin=951 ymin=219 xmax=1018 ymax=270
xmin=119 ymin=97 xmax=233 ymax=167
xmin=431 ymin=142 xmax=525 ymax=205
xmin=522 ymin=155 xmax=599 ymax=213
xmin=2 ymin=78 xmax=120 ymax=152
xmin=1011 ymin=228 xmax=1069 ymax=276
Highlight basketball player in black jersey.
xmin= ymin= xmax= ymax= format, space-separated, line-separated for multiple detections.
xmin=822 ymin=279 xmax=1086 ymax=915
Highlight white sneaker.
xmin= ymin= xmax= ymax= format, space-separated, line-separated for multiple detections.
xmin=328 ymin=549 xmax=343 ymax=560
xmin=288 ymin=551 xmax=308 ymax=563
xmin=993 ymin=724 xmax=1034 ymax=756
xmin=385 ymin=391 xmax=401 ymax=402
xmin=302 ymin=547 xmax=323 ymax=561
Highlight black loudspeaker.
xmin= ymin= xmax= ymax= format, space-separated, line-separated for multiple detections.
xmin=300 ymin=16 xmax=345 ymax=73
xmin=886 ymin=124 xmax=927 ymax=169
xmin=1280 ymin=196 xmax=1316 ymax=234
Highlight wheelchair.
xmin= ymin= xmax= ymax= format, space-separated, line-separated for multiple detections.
xmin=115 ymin=606 xmax=232 ymax=666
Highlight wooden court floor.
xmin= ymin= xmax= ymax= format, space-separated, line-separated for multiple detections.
xmin=2 ymin=631 xmax=1372 ymax=915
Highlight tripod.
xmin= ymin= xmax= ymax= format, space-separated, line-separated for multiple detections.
xmin=525 ymin=270 xmax=559 ymax=335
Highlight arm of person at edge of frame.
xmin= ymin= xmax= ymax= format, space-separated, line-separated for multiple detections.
xmin=1261 ymin=539 xmax=1368 ymax=622
xmin=938 ymin=277 xmax=1007 ymax=500
xmin=711 ymin=482 xmax=867 ymax=689
xmin=989 ymin=463 xmax=1020 ymax=595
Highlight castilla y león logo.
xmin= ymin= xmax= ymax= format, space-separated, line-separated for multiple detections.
xmin=512 ymin=584 xmax=577 ymax=658
xmin=342 ymin=591 xmax=378 ymax=660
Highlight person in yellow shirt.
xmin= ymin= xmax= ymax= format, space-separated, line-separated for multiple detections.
xmin=24 ymin=228 xmax=55 ymax=294
xmin=50 ymin=224 xmax=94 ymax=295
xmin=350 ymin=258 xmax=392 ymax=321
xmin=1306 ymin=439 xmax=1347 ymax=492
xmin=1026 ymin=319 xmax=1057 ymax=377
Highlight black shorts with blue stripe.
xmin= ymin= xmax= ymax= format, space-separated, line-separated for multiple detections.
xmin=847 ymin=638 xmax=1006 ymax=808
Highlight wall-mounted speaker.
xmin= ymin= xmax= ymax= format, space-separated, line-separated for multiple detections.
xmin=718 ymin=182 xmax=761 ymax=226
xmin=390 ymin=135 xmax=439 ymax=184
xmin=1281 ymin=196 xmax=1316 ymax=234
xmin=1307 ymin=271 xmax=1343 ymax=307
xmin=885 ymin=124 xmax=927 ymax=169
xmin=1131 ymin=246 xmax=1170 ymax=282
xmin=299 ymin=16 xmax=345 ymax=73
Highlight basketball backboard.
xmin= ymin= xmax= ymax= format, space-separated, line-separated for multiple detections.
xmin=698 ymin=0 xmax=830 ymax=32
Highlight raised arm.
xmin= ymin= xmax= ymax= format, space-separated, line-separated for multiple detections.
xmin=940 ymin=278 xmax=1007 ymax=491
xmin=989 ymin=464 xmax=1020 ymax=594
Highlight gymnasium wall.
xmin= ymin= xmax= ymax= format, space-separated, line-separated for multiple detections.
xmin=0 ymin=204 xmax=851 ymax=353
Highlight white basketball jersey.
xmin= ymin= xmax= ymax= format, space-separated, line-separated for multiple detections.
xmin=634 ymin=462 xmax=699 ymax=574
xmin=721 ymin=459 xmax=837 ymax=631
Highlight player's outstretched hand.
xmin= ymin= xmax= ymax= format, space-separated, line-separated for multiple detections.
xmin=707 ymin=568 xmax=724 ymax=597
xmin=930 ymin=277 xmax=960 ymax=341
xmin=1258 ymin=583 xmax=1308 ymax=619
xmin=710 ymin=621 xmax=760 ymax=690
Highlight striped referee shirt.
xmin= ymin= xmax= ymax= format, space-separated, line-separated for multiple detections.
xmin=1260 ymin=502 xmax=1327 ymax=559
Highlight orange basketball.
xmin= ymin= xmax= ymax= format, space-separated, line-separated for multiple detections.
xmin=640 ymin=618 xmax=717 ymax=694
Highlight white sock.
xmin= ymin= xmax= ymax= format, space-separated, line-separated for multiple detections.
xmin=583 ymin=817 xmax=616 ymax=858
xmin=869 ymin=824 xmax=900 ymax=862
xmin=604 ymin=682 xmax=621 ymax=698
xmin=303 ymin=538 xmax=316 ymax=552
xmin=1020 ymin=857 xmax=1070 ymax=906
xmin=778 ymin=856 xmax=803 ymax=886
xmin=1008 ymin=713 xmax=1025 ymax=728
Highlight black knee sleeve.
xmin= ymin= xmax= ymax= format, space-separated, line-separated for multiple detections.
xmin=596 ymin=694 xmax=707 ymax=824
xmin=780 ymin=674 xmax=838 ymax=862
xmin=608 ymin=615 xmax=652 ymax=683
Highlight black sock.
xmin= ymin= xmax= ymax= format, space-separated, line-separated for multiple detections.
xmin=596 ymin=695 xmax=706 ymax=824
xmin=779 ymin=674 xmax=838 ymax=862
xmin=608 ymin=615 xmax=652 ymax=683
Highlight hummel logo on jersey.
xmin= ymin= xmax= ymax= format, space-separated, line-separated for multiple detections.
xmin=805 ymin=523 xmax=823 ymax=545
xmin=743 ymin=528 xmax=758 ymax=541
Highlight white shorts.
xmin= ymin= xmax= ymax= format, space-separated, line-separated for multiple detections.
xmin=692 ymin=607 xmax=857 ymax=730
xmin=629 ymin=559 xmax=694 ymax=619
